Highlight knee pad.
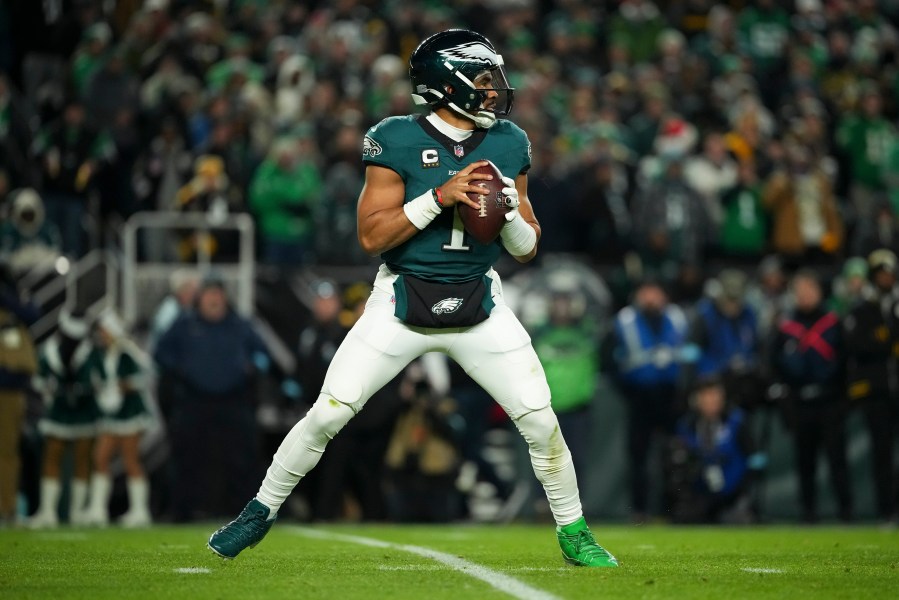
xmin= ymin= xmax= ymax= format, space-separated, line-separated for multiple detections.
xmin=323 ymin=374 xmax=366 ymax=413
xmin=519 ymin=379 xmax=551 ymax=412
xmin=497 ymin=371 xmax=550 ymax=419
xmin=307 ymin=394 xmax=357 ymax=440
xmin=514 ymin=406 xmax=564 ymax=455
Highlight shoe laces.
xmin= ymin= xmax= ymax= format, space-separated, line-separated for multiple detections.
xmin=236 ymin=507 xmax=266 ymax=527
xmin=568 ymin=528 xmax=610 ymax=560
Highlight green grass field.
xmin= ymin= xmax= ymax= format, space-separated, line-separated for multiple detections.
xmin=2 ymin=523 xmax=897 ymax=599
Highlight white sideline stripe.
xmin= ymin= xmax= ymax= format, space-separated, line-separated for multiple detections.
xmin=173 ymin=567 xmax=211 ymax=574
xmin=291 ymin=527 xmax=561 ymax=600
xmin=741 ymin=567 xmax=785 ymax=574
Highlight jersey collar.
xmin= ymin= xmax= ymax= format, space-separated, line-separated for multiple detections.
xmin=425 ymin=112 xmax=473 ymax=142
xmin=416 ymin=114 xmax=487 ymax=160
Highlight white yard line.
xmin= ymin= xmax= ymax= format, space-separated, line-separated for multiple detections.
xmin=741 ymin=567 xmax=785 ymax=574
xmin=173 ymin=567 xmax=211 ymax=574
xmin=290 ymin=527 xmax=562 ymax=600
xmin=378 ymin=565 xmax=444 ymax=571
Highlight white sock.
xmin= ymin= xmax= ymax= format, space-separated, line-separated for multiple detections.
xmin=88 ymin=473 xmax=112 ymax=520
xmin=513 ymin=407 xmax=583 ymax=526
xmin=256 ymin=397 xmax=356 ymax=517
xmin=36 ymin=478 xmax=61 ymax=518
xmin=70 ymin=479 xmax=89 ymax=522
xmin=256 ymin=460 xmax=299 ymax=519
xmin=126 ymin=477 xmax=151 ymax=518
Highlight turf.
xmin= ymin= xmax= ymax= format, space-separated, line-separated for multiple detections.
xmin=2 ymin=523 xmax=897 ymax=599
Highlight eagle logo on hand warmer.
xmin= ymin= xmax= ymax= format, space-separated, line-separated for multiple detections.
xmin=431 ymin=298 xmax=463 ymax=315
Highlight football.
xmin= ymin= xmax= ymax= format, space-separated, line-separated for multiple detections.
xmin=458 ymin=160 xmax=510 ymax=245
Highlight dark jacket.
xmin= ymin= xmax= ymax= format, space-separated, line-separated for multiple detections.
xmin=772 ymin=306 xmax=843 ymax=402
xmin=693 ymin=298 xmax=760 ymax=379
xmin=843 ymin=288 xmax=899 ymax=400
xmin=33 ymin=119 xmax=112 ymax=196
xmin=154 ymin=310 xmax=268 ymax=397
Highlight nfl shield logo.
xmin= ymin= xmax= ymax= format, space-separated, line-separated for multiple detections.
xmin=454 ymin=144 xmax=465 ymax=158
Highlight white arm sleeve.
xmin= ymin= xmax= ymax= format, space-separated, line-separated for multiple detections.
xmin=500 ymin=211 xmax=537 ymax=256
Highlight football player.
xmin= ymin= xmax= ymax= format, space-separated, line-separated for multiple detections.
xmin=208 ymin=29 xmax=618 ymax=568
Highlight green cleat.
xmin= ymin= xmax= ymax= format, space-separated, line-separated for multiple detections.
xmin=207 ymin=498 xmax=276 ymax=559
xmin=556 ymin=517 xmax=619 ymax=567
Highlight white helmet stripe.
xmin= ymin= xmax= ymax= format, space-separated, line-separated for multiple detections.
xmin=451 ymin=68 xmax=477 ymax=90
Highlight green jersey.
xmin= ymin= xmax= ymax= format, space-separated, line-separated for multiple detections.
xmin=362 ymin=115 xmax=531 ymax=283
xmin=533 ymin=324 xmax=598 ymax=414
xmin=836 ymin=114 xmax=895 ymax=190
xmin=720 ymin=184 xmax=766 ymax=256
xmin=737 ymin=7 xmax=790 ymax=71
xmin=885 ymin=135 xmax=899 ymax=214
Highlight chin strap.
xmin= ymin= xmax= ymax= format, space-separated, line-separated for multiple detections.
xmin=446 ymin=101 xmax=496 ymax=129
xmin=470 ymin=109 xmax=497 ymax=129
xmin=414 ymin=84 xmax=498 ymax=129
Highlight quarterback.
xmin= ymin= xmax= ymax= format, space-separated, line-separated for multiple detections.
xmin=208 ymin=29 xmax=618 ymax=568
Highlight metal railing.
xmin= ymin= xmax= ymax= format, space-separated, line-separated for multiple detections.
xmin=121 ymin=212 xmax=255 ymax=326
xmin=27 ymin=249 xmax=119 ymax=342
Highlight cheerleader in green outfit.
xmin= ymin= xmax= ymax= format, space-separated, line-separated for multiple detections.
xmin=30 ymin=311 xmax=103 ymax=528
xmin=84 ymin=310 xmax=154 ymax=527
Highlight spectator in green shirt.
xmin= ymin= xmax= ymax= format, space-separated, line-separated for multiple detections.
xmin=720 ymin=160 xmax=767 ymax=260
xmin=71 ymin=23 xmax=111 ymax=98
xmin=608 ymin=0 xmax=666 ymax=64
xmin=737 ymin=0 xmax=791 ymax=74
xmin=737 ymin=0 xmax=791 ymax=105
xmin=836 ymin=84 xmax=896 ymax=248
xmin=827 ymin=257 xmax=868 ymax=317
xmin=249 ymin=136 xmax=321 ymax=266
xmin=532 ymin=285 xmax=599 ymax=479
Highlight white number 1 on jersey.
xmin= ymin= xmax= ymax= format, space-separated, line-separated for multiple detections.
xmin=442 ymin=209 xmax=471 ymax=252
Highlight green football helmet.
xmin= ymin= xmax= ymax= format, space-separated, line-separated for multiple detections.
xmin=409 ymin=29 xmax=514 ymax=129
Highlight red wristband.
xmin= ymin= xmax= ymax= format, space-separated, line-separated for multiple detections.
xmin=433 ymin=187 xmax=444 ymax=207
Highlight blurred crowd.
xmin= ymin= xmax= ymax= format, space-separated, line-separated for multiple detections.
xmin=1 ymin=0 xmax=898 ymax=273
xmin=1 ymin=0 xmax=899 ymax=526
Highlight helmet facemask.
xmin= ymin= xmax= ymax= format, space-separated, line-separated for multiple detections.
xmin=446 ymin=63 xmax=514 ymax=129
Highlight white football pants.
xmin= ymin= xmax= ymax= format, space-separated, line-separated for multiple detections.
xmin=257 ymin=265 xmax=583 ymax=526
